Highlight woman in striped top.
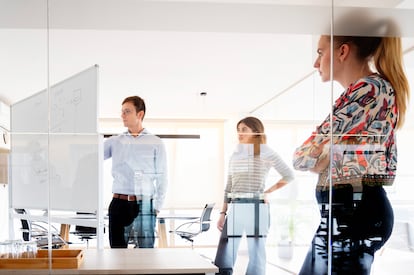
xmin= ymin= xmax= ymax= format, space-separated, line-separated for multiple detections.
xmin=214 ymin=116 xmax=294 ymax=275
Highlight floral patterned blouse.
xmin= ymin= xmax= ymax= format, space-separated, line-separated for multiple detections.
xmin=293 ymin=74 xmax=398 ymax=191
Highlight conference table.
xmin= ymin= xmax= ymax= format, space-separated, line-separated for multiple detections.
xmin=0 ymin=248 xmax=218 ymax=274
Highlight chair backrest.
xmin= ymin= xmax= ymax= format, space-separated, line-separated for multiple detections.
xmin=200 ymin=203 xmax=215 ymax=232
xmin=74 ymin=212 xmax=97 ymax=236
xmin=75 ymin=225 xmax=97 ymax=235
xmin=14 ymin=208 xmax=66 ymax=248
xmin=15 ymin=208 xmax=30 ymax=241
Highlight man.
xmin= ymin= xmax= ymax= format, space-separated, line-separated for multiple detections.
xmin=104 ymin=95 xmax=168 ymax=248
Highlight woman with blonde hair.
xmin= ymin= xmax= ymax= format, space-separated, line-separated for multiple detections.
xmin=293 ymin=13 xmax=410 ymax=274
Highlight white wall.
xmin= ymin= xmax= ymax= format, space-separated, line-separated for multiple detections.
xmin=0 ymin=184 xmax=9 ymax=240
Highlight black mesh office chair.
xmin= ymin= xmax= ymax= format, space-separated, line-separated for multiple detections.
xmin=169 ymin=203 xmax=215 ymax=248
xmin=15 ymin=208 xmax=66 ymax=249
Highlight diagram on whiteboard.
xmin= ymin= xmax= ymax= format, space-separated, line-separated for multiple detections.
xmin=51 ymin=88 xmax=83 ymax=133
xmin=10 ymin=65 xmax=101 ymax=212
xmin=50 ymin=67 xmax=98 ymax=133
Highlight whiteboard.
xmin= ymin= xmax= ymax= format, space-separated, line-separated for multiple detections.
xmin=11 ymin=65 xmax=99 ymax=133
xmin=10 ymin=65 xmax=102 ymax=212
xmin=11 ymin=90 xmax=49 ymax=133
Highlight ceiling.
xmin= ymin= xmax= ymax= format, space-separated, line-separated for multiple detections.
xmin=0 ymin=0 xmax=413 ymax=123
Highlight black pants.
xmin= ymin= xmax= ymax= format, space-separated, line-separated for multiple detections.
xmin=108 ymin=198 xmax=139 ymax=248
xmin=124 ymin=199 xmax=157 ymax=248
xmin=299 ymin=185 xmax=394 ymax=275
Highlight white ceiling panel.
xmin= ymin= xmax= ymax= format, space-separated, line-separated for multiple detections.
xmin=0 ymin=0 xmax=413 ymax=121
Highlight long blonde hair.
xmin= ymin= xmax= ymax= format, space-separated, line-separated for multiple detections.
xmin=333 ymin=34 xmax=409 ymax=129
xmin=332 ymin=13 xmax=410 ymax=129
xmin=374 ymin=37 xmax=410 ymax=129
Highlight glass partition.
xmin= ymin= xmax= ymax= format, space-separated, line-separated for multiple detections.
xmin=1 ymin=0 xmax=413 ymax=274
xmin=256 ymin=3 xmax=414 ymax=275
xmin=0 ymin=0 xmax=51 ymax=270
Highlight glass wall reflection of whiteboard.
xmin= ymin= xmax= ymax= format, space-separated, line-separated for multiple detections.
xmin=10 ymin=65 xmax=101 ymax=212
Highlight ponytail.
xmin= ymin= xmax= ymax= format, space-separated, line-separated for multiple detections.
xmin=374 ymin=37 xmax=410 ymax=129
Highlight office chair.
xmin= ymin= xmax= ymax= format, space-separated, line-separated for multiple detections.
xmin=73 ymin=225 xmax=96 ymax=248
xmin=15 ymin=208 xmax=67 ymax=249
xmin=169 ymin=203 xmax=215 ymax=248
xmin=71 ymin=212 xmax=99 ymax=248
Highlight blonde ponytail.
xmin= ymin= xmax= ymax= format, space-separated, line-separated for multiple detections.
xmin=374 ymin=37 xmax=410 ymax=129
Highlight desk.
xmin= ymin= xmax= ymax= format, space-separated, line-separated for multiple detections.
xmin=157 ymin=214 xmax=199 ymax=248
xmin=0 ymin=248 xmax=218 ymax=274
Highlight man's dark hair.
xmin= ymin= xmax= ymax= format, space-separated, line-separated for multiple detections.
xmin=122 ymin=96 xmax=146 ymax=119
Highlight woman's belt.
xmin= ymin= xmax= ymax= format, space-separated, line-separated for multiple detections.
xmin=229 ymin=198 xmax=265 ymax=203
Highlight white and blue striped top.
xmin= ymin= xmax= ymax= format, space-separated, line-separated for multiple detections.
xmin=224 ymin=144 xmax=294 ymax=200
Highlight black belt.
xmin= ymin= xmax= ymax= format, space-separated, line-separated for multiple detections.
xmin=229 ymin=198 xmax=265 ymax=203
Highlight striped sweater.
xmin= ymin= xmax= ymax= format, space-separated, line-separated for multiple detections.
xmin=224 ymin=144 xmax=294 ymax=200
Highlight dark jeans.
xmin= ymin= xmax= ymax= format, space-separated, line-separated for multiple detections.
xmin=108 ymin=197 xmax=139 ymax=248
xmin=299 ymin=184 xmax=394 ymax=275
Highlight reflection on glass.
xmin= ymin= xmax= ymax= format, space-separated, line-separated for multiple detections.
xmin=2 ymin=1 xmax=413 ymax=273
xmin=215 ymin=117 xmax=294 ymax=275
xmin=104 ymin=96 xmax=168 ymax=249
xmin=292 ymin=7 xmax=411 ymax=275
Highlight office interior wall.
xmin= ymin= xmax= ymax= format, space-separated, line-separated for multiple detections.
xmin=0 ymin=185 xmax=8 ymax=241
xmin=100 ymin=118 xmax=226 ymax=210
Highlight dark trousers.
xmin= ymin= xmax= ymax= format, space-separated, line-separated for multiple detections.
xmin=299 ymin=185 xmax=394 ymax=275
xmin=108 ymin=198 xmax=139 ymax=248
xmin=124 ymin=199 xmax=157 ymax=248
